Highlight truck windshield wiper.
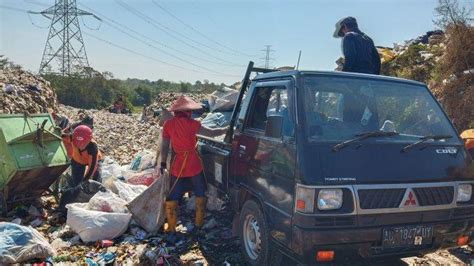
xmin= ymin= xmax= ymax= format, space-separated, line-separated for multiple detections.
xmin=401 ymin=135 xmax=453 ymax=152
xmin=332 ymin=131 xmax=399 ymax=152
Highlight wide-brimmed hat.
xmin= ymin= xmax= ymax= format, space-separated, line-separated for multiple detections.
xmin=333 ymin=16 xmax=358 ymax=38
xmin=169 ymin=96 xmax=202 ymax=112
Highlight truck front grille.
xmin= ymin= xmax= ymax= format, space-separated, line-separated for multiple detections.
xmin=358 ymin=189 xmax=405 ymax=209
xmin=413 ymin=186 xmax=454 ymax=206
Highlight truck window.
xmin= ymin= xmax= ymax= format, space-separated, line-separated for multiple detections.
xmin=246 ymin=86 xmax=293 ymax=136
xmin=303 ymin=76 xmax=459 ymax=143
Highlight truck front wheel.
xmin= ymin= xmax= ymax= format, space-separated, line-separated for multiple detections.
xmin=239 ymin=199 xmax=269 ymax=265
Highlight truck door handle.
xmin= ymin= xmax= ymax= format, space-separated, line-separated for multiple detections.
xmin=239 ymin=145 xmax=246 ymax=157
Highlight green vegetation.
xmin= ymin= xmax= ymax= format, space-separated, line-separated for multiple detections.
xmin=43 ymin=69 xmax=226 ymax=110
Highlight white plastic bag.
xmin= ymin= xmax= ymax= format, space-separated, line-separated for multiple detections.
xmin=129 ymin=150 xmax=156 ymax=171
xmin=113 ymin=181 xmax=147 ymax=202
xmin=0 ymin=222 xmax=56 ymax=264
xmin=88 ymin=191 xmax=129 ymax=213
xmin=208 ymin=87 xmax=239 ymax=112
xmin=66 ymin=203 xmax=131 ymax=242
xmin=128 ymin=172 xmax=170 ymax=233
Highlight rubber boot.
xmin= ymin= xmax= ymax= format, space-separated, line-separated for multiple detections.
xmin=165 ymin=201 xmax=178 ymax=233
xmin=195 ymin=197 xmax=207 ymax=228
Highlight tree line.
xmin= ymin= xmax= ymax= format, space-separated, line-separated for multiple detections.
xmin=43 ymin=68 xmax=228 ymax=110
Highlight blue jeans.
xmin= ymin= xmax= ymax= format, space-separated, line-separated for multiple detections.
xmin=167 ymin=173 xmax=206 ymax=201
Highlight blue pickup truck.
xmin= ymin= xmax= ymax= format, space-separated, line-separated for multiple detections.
xmin=198 ymin=62 xmax=474 ymax=264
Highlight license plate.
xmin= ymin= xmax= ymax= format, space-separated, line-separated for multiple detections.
xmin=382 ymin=225 xmax=434 ymax=247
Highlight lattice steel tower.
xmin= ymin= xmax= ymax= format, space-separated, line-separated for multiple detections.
xmin=30 ymin=0 xmax=100 ymax=75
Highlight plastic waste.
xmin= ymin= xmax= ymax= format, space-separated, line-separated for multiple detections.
xmin=113 ymin=181 xmax=147 ymax=202
xmin=87 ymin=191 xmax=128 ymax=213
xmin=66 ymin=203 xmax=131 ymax=242
xmin=201 ymin=112 xmax=233 ymax=128
xmin=128 ymin=172 xmax=170 ymax=233
xmin=129 ymin=150 xmax=156 ymax=171
xmin=208 ymin=87 xmax=239 ymax=112
xmin=0 ymin=222 xmax=56 ymax=264
xmin=126 ymin=168 xmax=156 ymax=186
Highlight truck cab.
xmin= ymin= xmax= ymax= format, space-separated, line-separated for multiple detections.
xmin=198 ymin=62 xmax=474 ymax=264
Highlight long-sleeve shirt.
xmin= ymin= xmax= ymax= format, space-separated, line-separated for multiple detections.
xmin=342 ymin=31 xmax=381 ymax=75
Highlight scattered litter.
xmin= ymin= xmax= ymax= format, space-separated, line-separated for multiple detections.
xmin=30 ymin=218 xmax=43 ymax=227
xmin=203 ymin=218 xmax=218 ymax=230
xmin=100 ymin=239 xmax=114 ymax=248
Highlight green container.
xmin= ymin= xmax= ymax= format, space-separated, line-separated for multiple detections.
xmin=0 ymin=114 xmax=69 ymax=204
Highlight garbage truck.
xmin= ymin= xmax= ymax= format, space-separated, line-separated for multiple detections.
xmin=197 ymin=62 xmax=474 ymax=264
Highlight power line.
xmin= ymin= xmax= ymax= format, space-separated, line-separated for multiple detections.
xmin=77 ymin=6 xmax=239 ymax=76
xmin=151 ymin=0 xmax=255 ymax=57
xmin=79 ymin=3 xmax=244 ymax=68
xmin=0 ymin=5 xmax=29 ymax=13
xmin=114 ymin=0 xmax=244 ymax=66
xmin=83 ymin=32 xmax=240 ymax=78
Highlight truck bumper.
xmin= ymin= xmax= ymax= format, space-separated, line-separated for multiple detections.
xmin=291 ymin=218 xmax=474 ymax=263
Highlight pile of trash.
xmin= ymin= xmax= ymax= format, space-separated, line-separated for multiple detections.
xmin=377 ymin=27 xmax=474 ymax=131
xmin=58 ymin=105 xmax=161 ymax=165
xmin=0 ymin=148 xmax=239 ymax=265
xmin=148 ymin=92 xmax=208 ymax=110
xmin=0 ymin=67 xmax=58 ymax=114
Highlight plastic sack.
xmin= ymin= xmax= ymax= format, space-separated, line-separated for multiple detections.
xmin=128 ymin=172 xmax=170 ymax=233
xmin=0 ymin=222 xmax=56 ymax=264
xmin=201 ymin=112 xmax=233 ymax=128
xmin=208 ymin=87 xmax=239 ymax=112
xmin=129 ymin=150 xmax=156 ymax=171
xmin=66 ymin=203 xmax=131 ymax=242
xmin=113 ymin=181 xmax=147 ymax=202
xmin=88 ymin=191 xmax=128 ymax=213
xmin=127 ymin=168 xmax=156 ymax=186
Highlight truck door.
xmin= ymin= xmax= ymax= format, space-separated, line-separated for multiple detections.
xmin=232 ymin=79 xmax=296 ymax=247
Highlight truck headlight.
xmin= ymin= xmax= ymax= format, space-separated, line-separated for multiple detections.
xmin=295 ymin=185 xmax=315 ymax=213
xmin=318 ymin=189 xmax=343 ymax=210
xmin=457 ymin=184 xmax=472 ymax=202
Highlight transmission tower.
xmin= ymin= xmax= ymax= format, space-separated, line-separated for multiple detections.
xmin=29 ymin=0 xmax=100 ymax=76
xmin=260 ymin=45 xmax=275 ymax=69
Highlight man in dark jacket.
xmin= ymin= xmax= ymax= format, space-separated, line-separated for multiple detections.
xmin=334 ymin=17 xmax=381 ymax=75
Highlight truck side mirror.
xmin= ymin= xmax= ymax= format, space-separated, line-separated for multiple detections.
xmin=265 ymin=115 xmax=283 ymax=139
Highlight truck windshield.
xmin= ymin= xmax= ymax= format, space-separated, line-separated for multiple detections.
xmin=302 ymin=76 xmax=458 ymax=143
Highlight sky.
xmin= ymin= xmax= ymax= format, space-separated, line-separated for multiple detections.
xmin=0 ymin=0 xmax=469 ymax=84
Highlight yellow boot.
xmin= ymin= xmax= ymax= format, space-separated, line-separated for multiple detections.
xmin=195 ymin=197 xmax=206 ymax=228
xmin=165 ymin=201 xmax=178 ymax=232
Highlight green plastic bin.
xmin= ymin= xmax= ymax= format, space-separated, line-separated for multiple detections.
xmin=0 ymin=114 xmax=70 ymax=206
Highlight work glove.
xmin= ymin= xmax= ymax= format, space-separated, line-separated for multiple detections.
xmin=160 ymin=162 xmax=167 ymax=175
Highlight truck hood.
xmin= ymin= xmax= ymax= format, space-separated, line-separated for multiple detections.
xmin=300 ymin=142 xmax=473 ymax=185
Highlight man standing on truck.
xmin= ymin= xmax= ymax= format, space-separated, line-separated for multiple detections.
xmin=158 ymin=96 xmax=227 ymax=240
xmin=333 ymin=16 xmax=381 ymax=75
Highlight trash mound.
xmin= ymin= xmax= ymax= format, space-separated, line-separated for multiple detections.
xmin=377 ymin=27 xmax=474 ymax=131
xmin=148 ymin=92 xmax=208 ymax=110
xmin=58 ymin=105 xmax=161 ymax=165
xmin=0 ymin=148 xmax=241 ymax=265
xmin=0 ymin=67 xmax=58 ymax=114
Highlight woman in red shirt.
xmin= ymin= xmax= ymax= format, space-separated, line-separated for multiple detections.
xmin=159 ymin=96 xmax=227 ymax=236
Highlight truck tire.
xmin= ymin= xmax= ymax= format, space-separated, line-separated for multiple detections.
xmin=239 ymin=199 xmax=269 ymax=265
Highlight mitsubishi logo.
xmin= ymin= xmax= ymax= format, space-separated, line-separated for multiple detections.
xmin=400 ymin=189 xmax=418 ymax=207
